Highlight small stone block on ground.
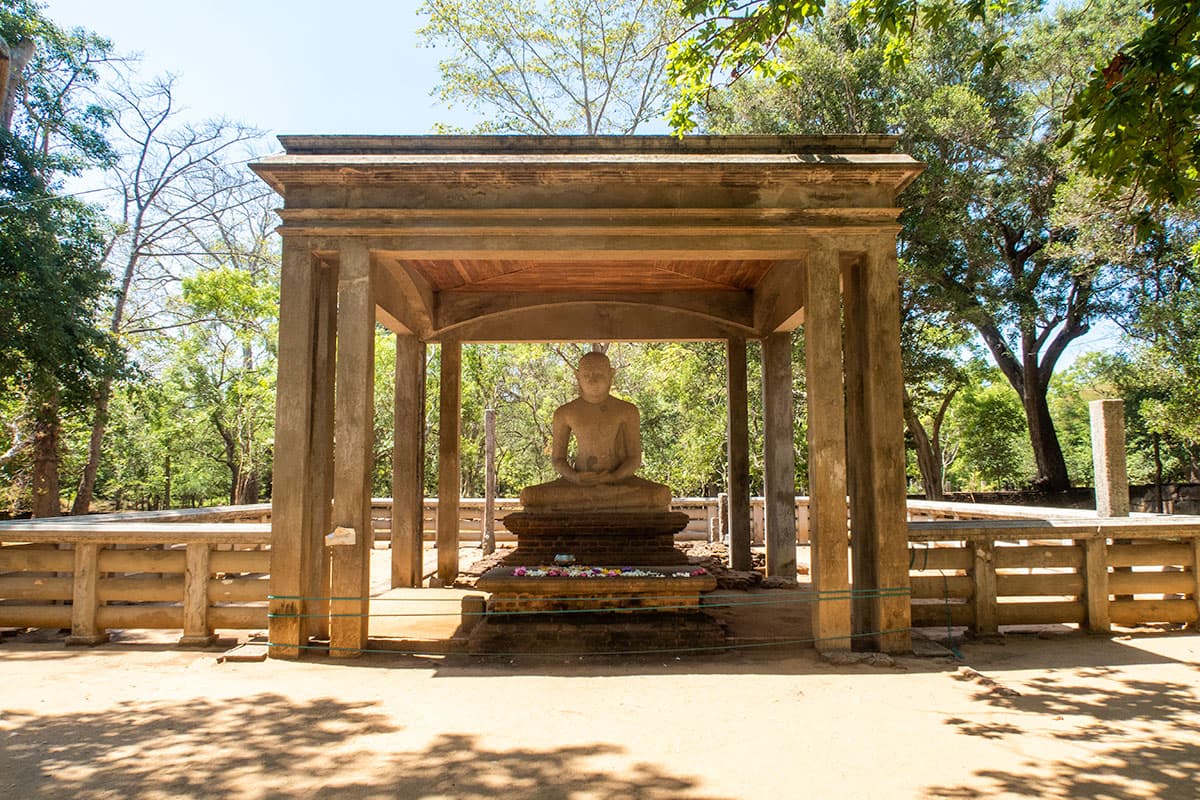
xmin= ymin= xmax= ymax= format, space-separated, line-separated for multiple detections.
xmin=217 ymin=640 xmax=269 ymax=663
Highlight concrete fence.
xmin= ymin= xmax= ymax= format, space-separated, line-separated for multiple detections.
xmin=2 ymin=498 xmax=1198 ymax=643
xmin=908 ymin=517 xmax=1200 ymax=631
xmin=0 ymin=520 xmax=270 ymax=645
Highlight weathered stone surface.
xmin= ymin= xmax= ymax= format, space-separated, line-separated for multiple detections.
xmin=467 ymin=611 xmax=726 ymax=655
xmin=521 ymin=352 xmax=673 ymax=513
xmin=502 ymin=511 xmax=691 ymax=566
xmin=477 ymin=566 xmax=717 ymax=610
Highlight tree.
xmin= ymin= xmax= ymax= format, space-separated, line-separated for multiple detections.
xmin=1111 ymin=211 xmax=1200 ymax=480
xmin=417 ymin=0 xmax=679 ymax=133
xmin=670 ymin=0 xmax=1200 ymax=208
xmin=72 ymin=73 xmax=262 ymax=514
xmin=704 ymin=2 xmax=1144 ymax=490
xmin=899 ymin=283 xmax=979 ymax=500
xmin=942 ymin=367 xmax=1035 ymax=491
xmin=0 ymin=3 xmax=119 ymax=516
xmin=165 ymin=261 xmax=278 ymax=505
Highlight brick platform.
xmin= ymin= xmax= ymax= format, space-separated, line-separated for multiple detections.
xmin=467 ymin=611 xmax=726 ymax=655
xmin=470 ymin=566 xmax=721 ymax=654
xmin=476 ymin=566 xmax=718 ymax=612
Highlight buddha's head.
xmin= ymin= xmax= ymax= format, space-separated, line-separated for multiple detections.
xmin=575 ymin=351 xmax=615 ymax=402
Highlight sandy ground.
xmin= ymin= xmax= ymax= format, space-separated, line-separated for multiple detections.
xmin=2 ymin=627 xmax=1197 ymax=798
xmin=2 ymin=545 xmax=1198 ymax=799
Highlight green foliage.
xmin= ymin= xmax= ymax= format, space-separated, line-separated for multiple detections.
xmin=0 ymin=2 xmax=119 ymax=409
xmin=942 ymin=368 xmax=1035 ymax=490
xmin=156 ymin=263 xmax=278 ymax=504
xmin=1062 ymin=0 xmax=1200 ymax=207
xmin=0 ymin=189 xmax=116 ymax=406
xmin=674 ymin=0 xmax=1198 ymax=208
xmin=702 ymin=2 xmax=1111 ymax=489
xmin=1086 ymin=350 xmax=1200 ymax=483
xmin=0 ymin=2 xmax=123 ymax=514
xmin=669 ymin=0 xmax=1010 ymax=133
xmin=1046 ymin=361 xmax=1102 ymax=486
xmin=418 ymin=0 xmax=680 ymax=134
xmin=411 ymin=341 xmax=763 ymax=500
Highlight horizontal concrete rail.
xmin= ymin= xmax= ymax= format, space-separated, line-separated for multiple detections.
xmin=10 ymin=505 xmax=273 ymax=525
xmin=0 ymin=521 xmax=270 ymax=544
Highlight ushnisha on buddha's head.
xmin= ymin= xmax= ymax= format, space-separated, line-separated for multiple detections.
xmin=574 ymin=351 xmax=615 ymax=403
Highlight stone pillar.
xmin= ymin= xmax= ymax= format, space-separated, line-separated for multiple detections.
xmin=1090 ymin=399 xmax=1129 ymax=518
xmin=726 ymin=337 xmax=752 ymax=571
xmin=762 ymin=331 xmax=797 ymax=580
xmin=329 ymin=241 xmax=375 ymax=656
xmin=392 ymin=335 xmax=426 ymax=588
xmin=841 ymin=254 xmax=875 ymax=641
xmin=483 ymin=407 xmax=497 ymax=555
xmin=179 ymin=543 xmax=215 ymax=647
xmin=842 ymin=242 xmax=912 ymax=653
xmin=268 ymin=238 xmax=320 ymax=659
xmin=805 ymin=248 xmax=851 ymax=651
xmin=437 ymin=340 xmax=462 ymax=586
xmin=66 ymin=542 xmax=108 ymax=646
xmin=306 ymin=262 xmax=337 ymax=638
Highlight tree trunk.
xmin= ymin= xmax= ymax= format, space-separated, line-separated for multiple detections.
xmin=30 ymin=392 xmax=61 ymax=518
xmin=238 ymin=472 xmax=260 ymax=505
xmin=903 ymin=390 xmax=945 ymax=501
xmin=71 ymin=376 xmax=113 ymax=515
xmin=1 ymin=37 xmax=35 ymax=134
xmin=214 ymin=415 xmax=242 ymax=505
xmin=1023 ymin=373 xmax=1070 ymax=492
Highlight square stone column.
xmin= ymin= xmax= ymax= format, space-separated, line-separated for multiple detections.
xmin=329 ymin=241 xmax=376 ymax=656
xmin=726 ymin=337 xmax=753 ymax=571
xmin=268 ymin=238 xmax=321 ymax=659
xmin=392 ymin=335 xmax=427 ymax=587
xmin=804 ymin=248 xmax=852 ymax=651
xmin=762 ymin=330 xmax=797 ymax=579
xmin=437 ymin=340 xmax=462 ymax=587
xmin=1090 ymin=399 xmax=1129 ymax=517
xmin=305 ymin=262 xmax=337 ymax=640
xmin=841 ymin=240 xmax=912 ymax=653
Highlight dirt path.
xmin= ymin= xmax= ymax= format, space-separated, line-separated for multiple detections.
xmin=2 ymin=629 xmax=1197 ymax=799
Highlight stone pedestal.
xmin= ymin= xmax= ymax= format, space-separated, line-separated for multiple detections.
xmin=469 ymin=511 xmax=722 ymax=654
xmin=501 ymin=511 xmax=691 ymax=566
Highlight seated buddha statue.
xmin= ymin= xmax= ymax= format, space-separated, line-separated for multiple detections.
xmin=519 ymin=352 xmax=672 ymax=514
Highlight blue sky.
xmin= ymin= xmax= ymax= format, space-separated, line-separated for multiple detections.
xmin=42 ymin=0 xmax=479 ymax=139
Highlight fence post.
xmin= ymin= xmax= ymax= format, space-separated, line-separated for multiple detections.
xmin=717 ymin=493 xmax=728 ymax=545
xmin=1083 ymin=536 xmax=1111 ymax=633
xmin=1190 ymin=535 xmax=1200 ymax=632
xmin=66 ymin=542 xmax=108 ymax=646
xmin=971 ymin=537 xmax=998 ymax=634
xmin=751 ymin=499 xmax=765 ymax=546
xmin=180 ymin=543 xmax=216 ymax=647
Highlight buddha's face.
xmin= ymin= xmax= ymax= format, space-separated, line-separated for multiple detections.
xmin=575 ymin=354 xmax=614 ymax=402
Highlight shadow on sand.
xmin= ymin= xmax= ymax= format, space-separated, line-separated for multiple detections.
xmin=925 ymin=644 xmax=1200 ymax=799
xmin=0 ymin=693 xmax=731 ymax=799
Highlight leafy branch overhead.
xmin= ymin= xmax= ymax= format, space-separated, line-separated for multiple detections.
xmin=671 ymin=0 xmax=1200 ymax=206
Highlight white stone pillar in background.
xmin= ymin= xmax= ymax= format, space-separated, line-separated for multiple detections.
xmin=1090 ymin=399 xmax=1130 ymax=518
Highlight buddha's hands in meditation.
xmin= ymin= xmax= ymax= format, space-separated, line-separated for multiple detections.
xmin=571 ymin=469 xmax=616 ymax=486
